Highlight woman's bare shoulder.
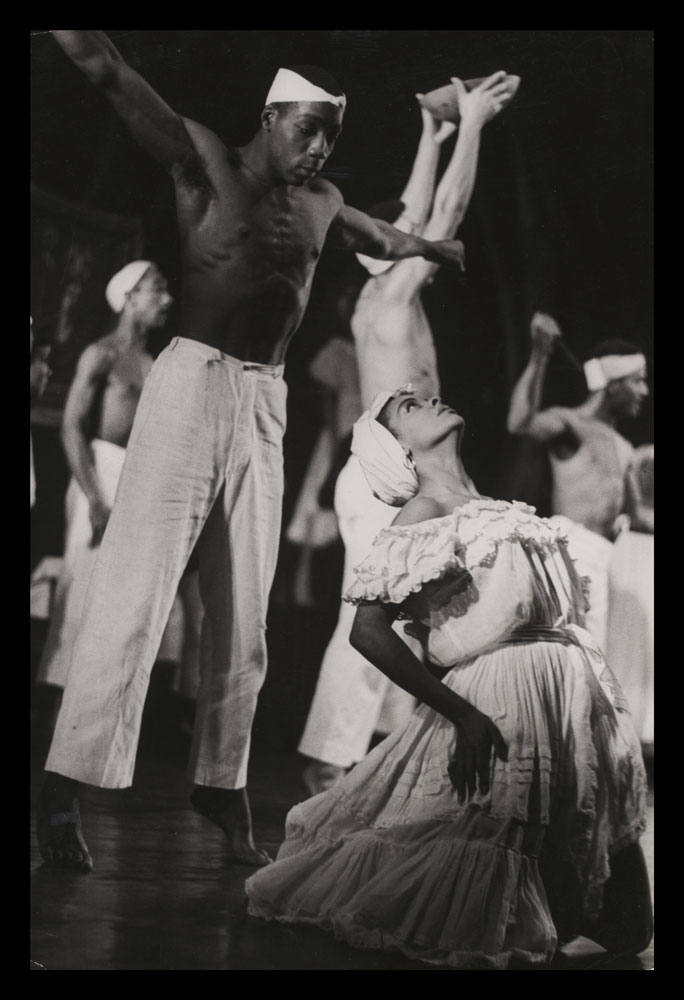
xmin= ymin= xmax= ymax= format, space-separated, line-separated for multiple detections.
xmin=391 ymin=495 xmax=445 ymax=527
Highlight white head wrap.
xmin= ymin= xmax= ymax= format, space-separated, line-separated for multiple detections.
xmin=583 ymin=353 xmax=647 ymax=391
xmin=266 ymin=68 xmax=346 ymax=109
xmin=355 ymin=212 xmax=417 ymax=276
xmin=351 ymin=384 xmax=420 ymax=506
xmin=105 ymin=260 xmax=153 ymax=314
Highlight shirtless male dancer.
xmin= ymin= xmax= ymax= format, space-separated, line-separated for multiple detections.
xmin=36 ymin=261 xmax=174 ymax=688
xmin=299 ymin=73 xmax=516 ymax=793
xmin=37 ymin=32 xmax=465 ymax=871
xmin=507 ymin=312 xmax=650 ymax=652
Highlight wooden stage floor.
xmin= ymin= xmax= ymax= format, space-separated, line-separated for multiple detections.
xmin=30 ymin=667 xmax=654 ymax=970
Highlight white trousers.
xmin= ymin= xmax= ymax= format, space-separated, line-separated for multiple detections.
xmin=37 ymin=439 xmax=126 ymax=689
xmin=606 ymin=530 xmax=654 ymax=744
xmin=46 ymin=338 xmax=287 ymax=790
xmin=298 ymin=456 xmax=417 ymax=769
xmin=550 ymin=516 xmax=613 ymax=654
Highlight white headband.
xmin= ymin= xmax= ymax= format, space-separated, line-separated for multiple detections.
xmin=266 ymin=68 xmax=346 ymax=109
xmin=351 ymin=384 xmax=420 ymax=507
xmin=105 ymin=260 xmax=153 ymax=314
xmin=583 ymin=353 xmax=647 ymax=392
xmin=355 ymin=212 xmax=417 ymax=276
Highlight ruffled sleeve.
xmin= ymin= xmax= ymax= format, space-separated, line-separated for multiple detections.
xmin=344 ymin=517 xmax=466 ymax=607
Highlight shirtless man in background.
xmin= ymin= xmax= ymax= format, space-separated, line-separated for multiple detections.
xmin=38 ymin=30 xmax=465 ymax=871
xmin=507 ymin=311 xmax=650 ymax=652
xmin=37 ymin=261 xmax=173 ymax=689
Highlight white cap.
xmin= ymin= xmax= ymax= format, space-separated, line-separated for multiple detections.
xmin=105 ymin=260 xmax=153 ymax=314
xmin=266 ymin=68 xmax=346 ymax=109
xmin=583 ymin=353 xmax=647 ymax=392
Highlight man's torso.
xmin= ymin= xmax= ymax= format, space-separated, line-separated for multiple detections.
xmin=94 ymin=339 xmax=153 ymax=448
xmin=549 ymin=412 xmax=635 ymax=538
xmin=352 ymin=286 xmax=439 ymax=408
xmin=174 ymin=130 xmax=342 ymax=365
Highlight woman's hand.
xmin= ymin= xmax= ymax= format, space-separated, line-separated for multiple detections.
xmin=448 ymin=706 xmax=508 ymax=804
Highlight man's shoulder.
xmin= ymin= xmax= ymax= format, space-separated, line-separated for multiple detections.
xmin=308 ymin=175 xmax=343 ymax=204
xmin=182 ymin=117 xmax=227 ymax=155
xmin=78 ymin=336 xmax=119 ymax=374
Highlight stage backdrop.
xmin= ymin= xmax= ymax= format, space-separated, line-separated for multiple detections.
xmin=30 ymin=182 xmax=144 ymax=424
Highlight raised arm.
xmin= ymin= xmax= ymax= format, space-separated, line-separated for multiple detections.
xmin=394 ymin=109 xmax=443 ymax=232
xmin=51 ymin=31 xmax=199 ymax=176
xmin=61 ymin=343 xmax=116 ymax=546
xmin=328 ymin=203 xmax=465 ymax=270
xmin=377 ymin=73 xmax=514 ymax=301
xmin=507 ymin=312 xmax=568 ymax=440
xmin=423 ymin=73 xmax=512 ymax=242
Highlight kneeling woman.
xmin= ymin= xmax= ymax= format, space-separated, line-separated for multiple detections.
xmin=246 ymin=386 xmax=652 ymax=969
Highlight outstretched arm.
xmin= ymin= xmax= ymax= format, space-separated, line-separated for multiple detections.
xmin=61 ymin=344 xmax=115 ymax=546
xmin=507 ymin=312 xmax=568 ymax=440
xmin=328 ymin=203 xmax=465 ymax=270
xmin=51 ymin=31 xmax=200 ymax=178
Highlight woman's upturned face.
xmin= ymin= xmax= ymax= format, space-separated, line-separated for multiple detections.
xmin=381 ymin=391 xmax=463 ymax=453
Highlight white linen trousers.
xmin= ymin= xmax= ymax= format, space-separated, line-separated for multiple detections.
xmin=46 ymin=337 xmax=287 ymax=789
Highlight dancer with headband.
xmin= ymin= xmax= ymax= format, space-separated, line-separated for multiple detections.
xmin=507 ymin=313 xmax=650 ymax=653
xmin=38 ymin=32 xmax=465 ymax=872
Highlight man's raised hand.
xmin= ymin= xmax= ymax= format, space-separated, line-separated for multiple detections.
xmin=530 ymin=311 xmax=562 ymax=354
xmin=452 ymin=72 xmax=518 ymax=127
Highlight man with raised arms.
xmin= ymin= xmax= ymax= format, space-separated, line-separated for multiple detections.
xmin=507 ymin=313 xmax=651 ymax=652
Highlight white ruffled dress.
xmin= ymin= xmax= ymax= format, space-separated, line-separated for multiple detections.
xmin=246 ymin=500 xmax=647 ymax=969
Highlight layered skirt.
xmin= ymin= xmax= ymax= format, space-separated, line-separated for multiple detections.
xmin=246 ymin=627 xmax=647 ymax=969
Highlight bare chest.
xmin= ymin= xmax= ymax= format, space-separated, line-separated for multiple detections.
xmin=105 ymin=353 xmax=153 ymax=402
xmin=182 ymin=180 xmax=333 ymax=278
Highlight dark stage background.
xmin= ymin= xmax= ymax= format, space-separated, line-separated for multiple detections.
xmin=30 ymin=28 xmax=653 ymax=589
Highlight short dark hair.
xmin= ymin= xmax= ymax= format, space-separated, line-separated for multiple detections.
xmin=588 ymin=338 xmax=643 ymax=361
xmin=366 ymin=198 xmax=406 ymax=226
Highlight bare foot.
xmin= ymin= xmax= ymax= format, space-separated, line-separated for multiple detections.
xmin=302 ymin=761 xmax=346 ymax=797
xmin=190 ymin=786 xmax=271 ymax=867
xmin=37 ymin=773 xmax=93 ymax=871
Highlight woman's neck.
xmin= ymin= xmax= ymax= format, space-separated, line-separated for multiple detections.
xmin=414 ymin=442 xmax=480 ymax=505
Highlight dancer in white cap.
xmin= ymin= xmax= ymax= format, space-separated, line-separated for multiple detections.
xmin=38 ymin=32 xmax=466 ymax=871
xmin=246 ymin=387 xmax=652 ymax=968
xmin=36 ymin=261 xmax=203 ymax=705
xmin=298 ymin=73 xmax=516 ymax=795
xmin=507 ymin=314 xmax=651 ymax=654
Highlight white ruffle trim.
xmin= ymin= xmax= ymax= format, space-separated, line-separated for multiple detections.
xmin=344 ymin=498 xmax=570 ymax=606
